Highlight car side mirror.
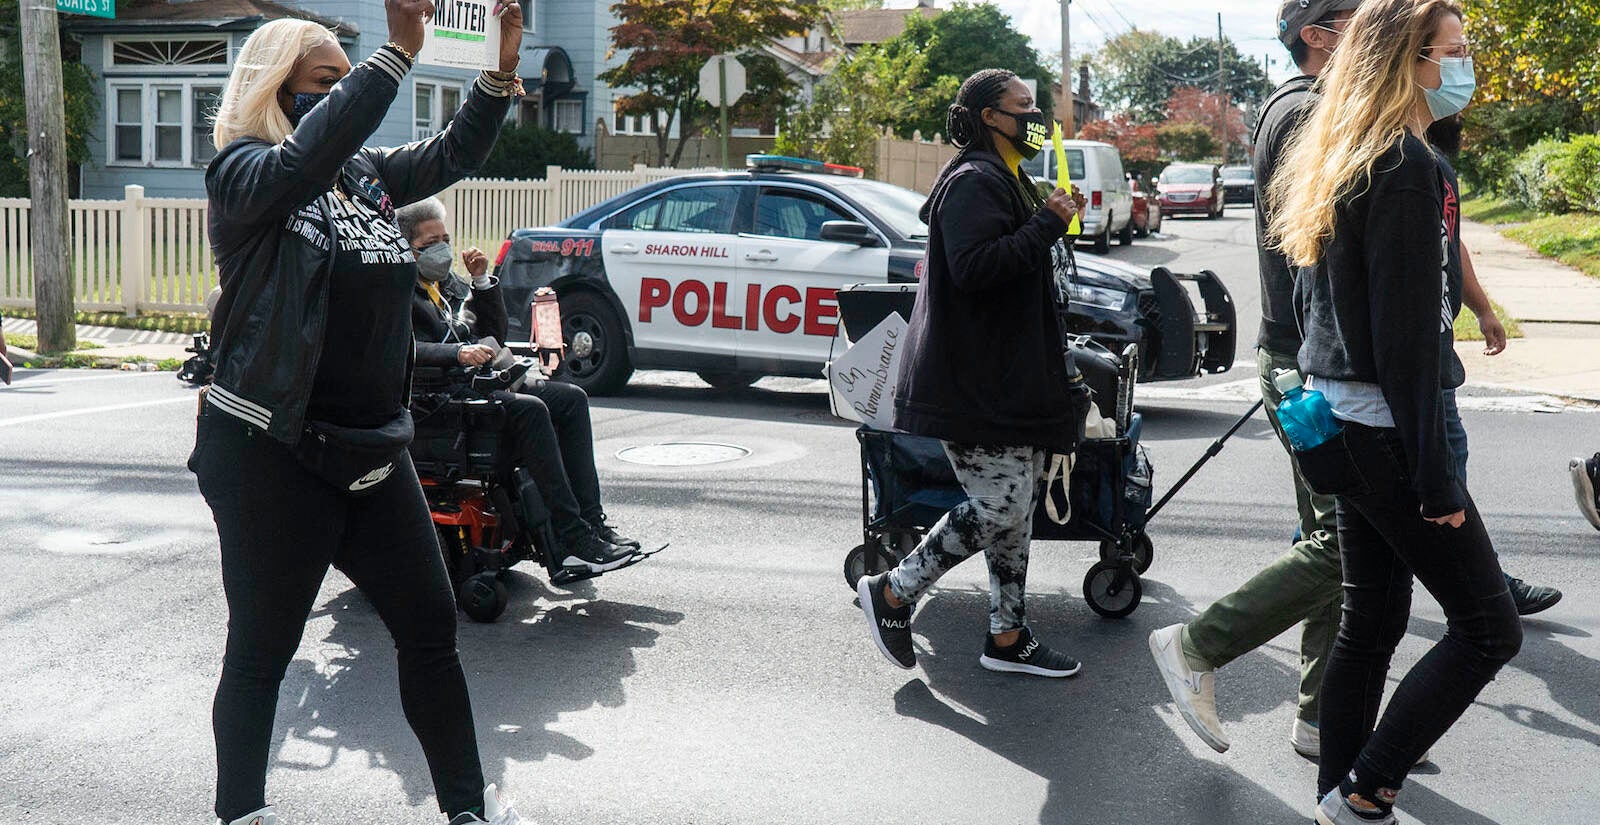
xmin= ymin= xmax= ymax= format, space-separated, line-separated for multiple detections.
xmin=819 ymin=220 xmax=880 ymax=247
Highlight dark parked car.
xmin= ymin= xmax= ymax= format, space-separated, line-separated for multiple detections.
xmin=1220 ymin=165 xmax=1256 ymax=205
xmin=1157 ymin=163 xmax=1225 ymax=219
xmin=491 ymin=155 xmax=1235 ymax=394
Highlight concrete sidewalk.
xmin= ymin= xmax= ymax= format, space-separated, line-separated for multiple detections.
xmin=1 ymin=317 xmax=193 ymax=364
xmin=1458 ymin=220 xmax=1600 ymax=401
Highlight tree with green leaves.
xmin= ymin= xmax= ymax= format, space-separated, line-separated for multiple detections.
xmin=882 ymin=3 xmax=1057 ymax=139
xmin=600 ymin=0 xmax=819 ymax=167
xmin=1155 ymin=122 xmax=1218 ymax=162
xmin=0 ymin=0 xmax=97 ymax=197
xmin=1088 ymin=29 xmax=1271 ymax=124
xmin=775 ymin=45 xmax=956 ymax=173
xmin=1456 ymin=0 xmax=1600 ymax=191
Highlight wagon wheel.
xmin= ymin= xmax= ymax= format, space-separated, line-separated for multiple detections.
xmin=1083 ymin=560 xmax=1142 ymax=619
xmin=844 ymin=542 xmax=899 ymax=589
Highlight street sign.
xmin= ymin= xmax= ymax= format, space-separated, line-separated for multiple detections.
xmin=698 ymin=55 xmax=745 ymax=107
xmin=56 ymin=0 xmax=113 ymax=18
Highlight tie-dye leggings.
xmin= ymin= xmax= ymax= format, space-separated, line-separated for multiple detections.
xmin=886 ymin=442 xmax=1047 ymax=635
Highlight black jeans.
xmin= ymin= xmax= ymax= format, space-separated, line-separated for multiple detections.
xmin=495 ymin=378 xmax=604 ymax=544
xmin=1317 ymin=422 xmax=1522 ymax=799
xmin=190 ymin=408 xmax=484 ymax=820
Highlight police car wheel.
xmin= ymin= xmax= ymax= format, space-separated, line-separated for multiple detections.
xmin=696 ymin=370 xmax=760 ymax=391
xmin=559 ymin=291 xmax=632 ymax=396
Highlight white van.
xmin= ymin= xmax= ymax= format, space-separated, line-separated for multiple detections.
xmin=1030 ymin=139 xmax=1135 ymax=253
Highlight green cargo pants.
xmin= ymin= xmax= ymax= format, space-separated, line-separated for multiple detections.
xmin=1181 ymin=347 xmax=1344 ymax=722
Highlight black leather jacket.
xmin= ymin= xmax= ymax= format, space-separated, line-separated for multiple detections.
xmin=204 ymin=46 xmax=513 ymax=444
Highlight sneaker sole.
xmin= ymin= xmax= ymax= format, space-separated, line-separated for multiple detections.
xmin=1570 ymin=458 xmax=1600 ymax=531
xmin=559 ymin=553 xmax=639 ymax=573
xmin=977 ymin=654 xmax=1081 ymax=677
xmin=1147 ymin=630 xmax=1230 ymax=754
xmin=856 ymin=575 xmax=915 ymax=670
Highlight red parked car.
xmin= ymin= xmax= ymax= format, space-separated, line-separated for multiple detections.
xmin=1129 ymin=173 xmax=1163 ymax=237
xmin=1157 ymin=163 xmax=1226 ymax=219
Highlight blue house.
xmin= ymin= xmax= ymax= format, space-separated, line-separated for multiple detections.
xmin=65 ymin=0 xmax=614 ymax=199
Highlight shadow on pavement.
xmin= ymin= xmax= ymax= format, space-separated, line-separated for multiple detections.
xmin=268 ymin=582 xmax=683 ymax=808
xmin=886 ymin=577 xmax=1309 ymax=824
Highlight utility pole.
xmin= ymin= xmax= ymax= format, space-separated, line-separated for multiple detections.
xmin=1059 ymin=0 xmax=1072 ymax=137
xmin=1216 ymin=12 xmax=1228 ymax=164
xmin=19 ymin=0 xmax=75 ymax=352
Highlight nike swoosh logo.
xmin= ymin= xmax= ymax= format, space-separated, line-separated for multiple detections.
xmin=349 ymin=463 xmax=394 ymax=491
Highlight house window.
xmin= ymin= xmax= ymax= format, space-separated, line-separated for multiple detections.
xmin=106 ymin=80 xmax=224 ymax=167
xmin=415 ymin=80 xmax=466 ymax=140
xmin=110 ymin=38 xmax=229 ymax=67
xmin=553 ymin=99 xmax=583 ymax=134
xmin=611 ymin=104 xmax=659 ymax=136
xmin=522 ymin=0 xmax=536 ymax=32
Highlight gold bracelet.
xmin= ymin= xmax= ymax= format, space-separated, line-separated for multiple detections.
xmin=383 ymin=41 xmax=416 ymax=63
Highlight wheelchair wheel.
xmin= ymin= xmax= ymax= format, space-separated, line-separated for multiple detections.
xmin=1098 ymin=532 xmax=1154 ymax=574
xmin=1083 ymin=560 xmax=1142 ymax=619
xmin=459 ymin=572 xmax=508 ymax=623
xmin=844 ymin=542 xmax=898 ymax=589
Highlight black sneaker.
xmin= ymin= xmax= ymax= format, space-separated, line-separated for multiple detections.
xmin=1569 ymin=453 xmax=1600 ymax=531
xmin=560 ymin=531 xmax=637 ymax=573
xmin=595 ymin=516 xmax=641 ymax=550
xmin=1507 ymin=575 xmax=1562 ymax=616
xmin=979 ymin=627 xmax=1082 ymax=678
xmin=856 ymin=572 xmax=914 ymax=669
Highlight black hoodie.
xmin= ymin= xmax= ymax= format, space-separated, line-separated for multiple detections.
xmin=1295 ymin=133 xmax=1465 ymax=517
xmin=892 ymin=150 xmax=1082 ymax=451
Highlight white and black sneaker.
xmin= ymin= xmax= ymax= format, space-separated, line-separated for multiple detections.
xmin=979 ymin=627 xmax=1082 ymax=678
xmin=857 ymin=572 xmax=915 ymax=669
xmin=1570 ymin=453 xmax=1600 ymax=531
xmin=560 ymin=531 xmax=637 ymax=573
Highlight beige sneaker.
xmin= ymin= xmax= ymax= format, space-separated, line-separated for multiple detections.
xmin=1148 ymin=623 xmax=1228 ymax=753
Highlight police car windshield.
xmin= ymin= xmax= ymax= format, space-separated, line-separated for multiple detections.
xmin=830 ymin=178 xmax=928 ymax=239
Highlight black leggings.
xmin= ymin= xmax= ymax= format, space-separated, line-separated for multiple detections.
xmin=495 ymin=379 xmax=604 ymax=544
xmin=1317 ymin=422 xmax=1522 ymax=801
xmin=190 ymin=408 xmax=484 ymax=820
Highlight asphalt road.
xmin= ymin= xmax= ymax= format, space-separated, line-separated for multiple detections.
xmin=2 ymin=209 xmax=1597 ymax=825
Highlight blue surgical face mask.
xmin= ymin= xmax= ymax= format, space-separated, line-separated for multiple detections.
xmin=1422 ymin=56 xmax=1475 ymax=121
xmin=287 ymin=92 xmax=328 ymax=127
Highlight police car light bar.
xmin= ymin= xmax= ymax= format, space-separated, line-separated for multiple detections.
xmin=745 ymin=154 xmax=865 ymax=178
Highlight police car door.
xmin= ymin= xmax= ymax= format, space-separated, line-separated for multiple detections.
xmin=599 ymin=183 xmax=747 ymax=361
xmin=735 ymin=185 xmax=889 ymax=371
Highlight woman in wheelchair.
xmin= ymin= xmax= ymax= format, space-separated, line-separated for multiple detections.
xmin=397 ymin=197 xmax=644 ymax=573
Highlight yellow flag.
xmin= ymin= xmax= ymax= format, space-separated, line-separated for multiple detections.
xmin=1052 ymin=121 xmax=1081 ymax=236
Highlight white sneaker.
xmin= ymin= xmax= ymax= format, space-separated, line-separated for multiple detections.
xmin=218 ymin=808 xmax=276 ymax=825
xmin=1315 ymin=790 xmax=1398 ymax=825
xmin=1293 ymin=717 xmax=1430 ymax=765
xmin=1148 ymin=623 xmax=1229 ymax=753
xmin=447 ymin=784 xmax=523 ymax=825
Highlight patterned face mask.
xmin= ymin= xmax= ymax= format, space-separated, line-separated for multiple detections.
xmin=287 ymin=92 xmax=329 ymax=127
xmin=992 ymin=109 xmax=1049 ymax=160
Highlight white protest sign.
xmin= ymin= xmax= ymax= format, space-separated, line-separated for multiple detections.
xmin=416 ymin=0 xmax=501 ymax=71
xmin=825 ymin=312 xmax=907 ymax=429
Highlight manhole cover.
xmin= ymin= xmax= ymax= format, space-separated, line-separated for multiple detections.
xmin=616 ymin=442 xmax=751 ymax=466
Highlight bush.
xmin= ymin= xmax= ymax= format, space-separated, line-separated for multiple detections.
xmin=1548 ymin=134 xmax=1600 ymax=213
xmin=1458 ymin=98 xmax=1594 ymax=195
xmin=1508 ymin=139 xmax=1572 ymax=213
xmin=476 ymin=123 xmax=593 ymax=179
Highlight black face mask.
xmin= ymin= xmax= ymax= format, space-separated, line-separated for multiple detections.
xmin=989 ymin=108 xmax=1049 ymax=160
xmin=1426 ymin=114 xmax=1464 ymax=159
xmin=286 ymin=92 xmax=329 ymax=127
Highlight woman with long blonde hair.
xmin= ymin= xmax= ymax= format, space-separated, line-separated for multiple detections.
xmin=1270 ymin=1 xmax=1521 ymax=822
xmin=192 ymin=2 xmax=525 ymax=823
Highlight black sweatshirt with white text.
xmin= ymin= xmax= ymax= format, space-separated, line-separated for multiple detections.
xmin=1295 ymin=133 xmax=1465 ymax=517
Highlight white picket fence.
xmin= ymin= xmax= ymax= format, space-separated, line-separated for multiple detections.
xmin=0 ymin=164 xmax=707 ymax=316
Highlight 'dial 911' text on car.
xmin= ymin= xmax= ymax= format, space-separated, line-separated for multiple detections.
xmin=491 ymin=155 xmax=1236 ymax=395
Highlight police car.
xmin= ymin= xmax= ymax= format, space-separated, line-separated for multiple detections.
xmin=492 ymin=155 xmax=1235 ymax=395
